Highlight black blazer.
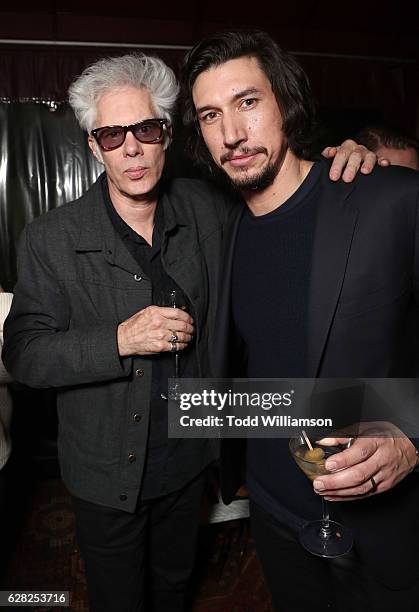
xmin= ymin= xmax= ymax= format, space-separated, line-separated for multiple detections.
xmin=215 ymin=161 xmax=419 ymax=586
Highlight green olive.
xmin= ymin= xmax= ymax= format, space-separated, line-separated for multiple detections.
xmin=304 ymin=447 xmax=325 ymax=462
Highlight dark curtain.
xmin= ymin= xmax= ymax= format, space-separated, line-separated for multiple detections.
xmin=0 ymin=45 xmax=186 ymax=101
xmin=0 ymin=102 xmax=102 ymax=289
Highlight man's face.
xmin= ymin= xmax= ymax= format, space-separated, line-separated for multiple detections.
xmin=88 ymin=85 xmax=166 ymax=203
xmin=375 ymin=145 xmax=419 ymax=171
xmin=192 ymin=56 xmax=287 ymax=191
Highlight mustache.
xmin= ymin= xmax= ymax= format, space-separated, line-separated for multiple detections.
xmin=220 ymin=146 xmax=268 ymax=165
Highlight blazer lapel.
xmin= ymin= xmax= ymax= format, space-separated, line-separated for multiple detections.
xmin=213 ymin=206 xmax=244 ymax=376
xmin=307 ymin=179 xmax=359 ymax=376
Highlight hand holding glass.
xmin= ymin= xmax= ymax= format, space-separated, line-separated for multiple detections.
xmin=289 ymin=435 xmax=354 ymax=558
xmin=158 ymin=289 xmax=188 ymax=399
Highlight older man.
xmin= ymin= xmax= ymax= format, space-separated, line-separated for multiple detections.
xmin=182 ymin=30 xmax=419 ymax=612
xmin=3 ymin=51 xmax=377 ymax=611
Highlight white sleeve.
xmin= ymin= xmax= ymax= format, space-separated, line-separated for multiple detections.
xmin=0 ymin=293 xmax=13 ymax=384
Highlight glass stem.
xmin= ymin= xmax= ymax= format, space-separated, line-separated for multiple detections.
xmin=174 ymin=352 xmax=180 ymax=379
xmin=320 ymin=498 xmax=332 ymax=538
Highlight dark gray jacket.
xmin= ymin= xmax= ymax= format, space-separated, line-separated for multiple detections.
xmin=3 ymin=174 xmax=233 ymax=511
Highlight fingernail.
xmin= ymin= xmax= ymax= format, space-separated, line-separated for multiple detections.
xmin=313 ymin=480 xmax=325 ymax=491
xmin=325 ymin=461 xmax=337 ymax=471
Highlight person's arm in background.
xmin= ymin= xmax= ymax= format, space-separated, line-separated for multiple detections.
xmin=0 ymin=287 xmax=13 ymax=474
xmin=0 ymin=287 xmax=13 ymax=385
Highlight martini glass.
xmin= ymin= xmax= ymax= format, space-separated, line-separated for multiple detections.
xmin=289 ymin=435 xmax=353 ymax=558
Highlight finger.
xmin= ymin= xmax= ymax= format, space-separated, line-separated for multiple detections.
xmin=325 ymin=139 xmax=360 ymax=172
xmin=316 ymin=437 xmax=352 ymax=446
xmin=313 ymin=450 xmax=379 ymax=490
xmin=160 ymin=307 xmax=194 ymax=323
xmin=313 ymin=466 xmax=371 ymax=494
xmin=377 ymin=156 xmax=391 ymax=167
xmin=146 ymin=341 xmax=188 ymax=354
xmin=163 ymin=340 xmax=188 ymax=352
xmin=341 ymin=152 xmax=364 ymax=183
xmin=322 ymin=145 xmax=338 ymax=159
xmin=329 ymin=148 xmax=358 ymax=181
xmin=323 ymin=438 xmax=377 ymax=472
xmin=170 ymin=320 xmax=195 ymax=335
xmin=359 ymin=151 xmax=378 ymax=174
xmin=315 ymin=474 xmax=379 ymax=498
xmin=175 ymin=343 xmax=189 ymax=351
xmin=324 ymin=493 xmax=374 ymax=502
xmin=168 ymin=331 xmax=193 ymax=344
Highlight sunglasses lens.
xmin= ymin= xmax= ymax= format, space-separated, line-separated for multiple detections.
xmin=94 ymin=120 xmax=165 ymax=150
xmin=133 ymin=120 xmax=163 ymax=142
xmin=96 ymin=127 xmax=125 ymax=150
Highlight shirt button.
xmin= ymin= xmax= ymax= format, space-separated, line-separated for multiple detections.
xmin=134 ymin=274 xmax=142 ymax=282
xmin=128 ymin=453 xmax=136 ymax=463
xmin=133 ymin=413 xmax=142 ymax=422
xmin=135 ymin=369 xmax=144 ymax=377
xmin=120 ymin=493 xmax=127 ymax=501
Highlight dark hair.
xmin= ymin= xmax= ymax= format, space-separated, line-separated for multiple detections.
xmin=180 ymin=30 xmax=316 ymax=176
xmin=356 ymin=124 xmax=419 ymax=157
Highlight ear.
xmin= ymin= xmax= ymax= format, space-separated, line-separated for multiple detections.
xmin=162 ymin=123 xmax=173 ymax=151
xmin=88 ymin=135 xmax=104 ymax=164
xmin=165 ymin=123 xmax=173 ymax=149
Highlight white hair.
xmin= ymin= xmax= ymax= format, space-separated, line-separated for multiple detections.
xmin=68 ymin=53 xmax=179 ymax=134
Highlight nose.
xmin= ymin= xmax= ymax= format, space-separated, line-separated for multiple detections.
xmin=222 ymin=112 xmax=247 ymax=149
xmin=123 ymin=129 xmax=144 ymax=157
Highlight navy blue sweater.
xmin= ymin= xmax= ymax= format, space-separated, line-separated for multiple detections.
xmin=231 ymin=161 xmax=324 ymax=527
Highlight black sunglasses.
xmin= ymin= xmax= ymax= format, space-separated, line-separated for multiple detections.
xmin=91 ymin=118 xmax=169 ymax=151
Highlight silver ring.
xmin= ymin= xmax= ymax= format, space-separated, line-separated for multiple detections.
xmin=370 ymin=476 xmax=377 ymax=491
xmin=169 ymin=332 xmax=178 ymax=343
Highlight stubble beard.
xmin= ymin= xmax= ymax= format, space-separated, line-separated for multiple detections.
xmin=220 ymin=141 xmax=288 ymax=194
xmin=226 ymin=161 xmax=279 ymax=192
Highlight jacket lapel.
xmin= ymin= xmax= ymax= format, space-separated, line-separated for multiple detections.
xmin=307 ymin=178 xmax=359 ymax=376
xmin=75 ymin=174 xmax=145 ymax=276
xmin=213 ymin=206 xmax=244 ymax=376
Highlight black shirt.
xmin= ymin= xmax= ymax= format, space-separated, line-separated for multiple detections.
xmin=103 ymin=180 xmax=196 ymax=500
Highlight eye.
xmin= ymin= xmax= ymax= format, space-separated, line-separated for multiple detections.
xmin=102 ymin=128 xmax=123 ymax=140
xmin=241 ymin=98 xmax=257 ymax=109
xmin=200 ymin=111 xmax=219 ymax=124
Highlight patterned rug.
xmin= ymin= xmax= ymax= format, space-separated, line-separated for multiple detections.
xmin=1 ymin=479 xmax=273 ymax=612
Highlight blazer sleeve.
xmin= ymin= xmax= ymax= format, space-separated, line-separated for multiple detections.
xmin=2 ymin=225 xmax=132 ymax=388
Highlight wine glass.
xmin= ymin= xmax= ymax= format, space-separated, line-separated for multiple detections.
xmin=289 ymin=434 xmax=353 ymax=558
xmin=157 ymin=289 xmax=188 ymax=400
